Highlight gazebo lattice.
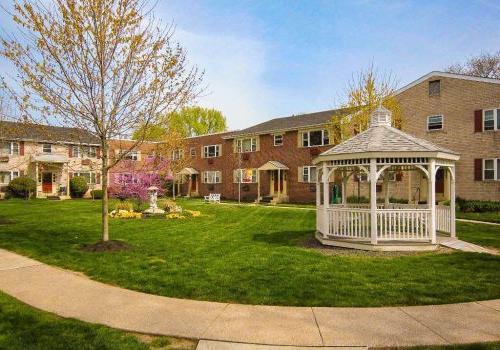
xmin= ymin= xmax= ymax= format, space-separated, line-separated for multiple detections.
xmin=313 ymin=106 xmax=459 ymax=251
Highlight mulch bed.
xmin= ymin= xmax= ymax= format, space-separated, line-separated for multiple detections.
xmin=301 ymin=234 xmax=452 ymax=257
xmin=80 ymin=240 xmax=132 ymax=252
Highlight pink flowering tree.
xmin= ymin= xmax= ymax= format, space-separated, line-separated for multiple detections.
xmin=109 ymin=156 xmax=172 ymax=207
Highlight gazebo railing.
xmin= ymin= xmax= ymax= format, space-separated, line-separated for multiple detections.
xmin=377 ymin=209 xmax=430 ymax=241
xmin=328 ymin=207 xmax=371 ymax=239
xmin=436 ymin=205 xmax=451 ymax=233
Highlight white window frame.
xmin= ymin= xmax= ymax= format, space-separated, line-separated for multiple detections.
xmin=42 ymin=143 xmax=52 ymax=153
xmin=0 ymin=141 xmax=19 ymax=156
xmin=124 ymin=151 xmax=138 ymax=161
xmin=172 ymin=149 xmax=183 ymax=160
xmin=0 ymin=170 xmax=19 ymax=184
xmin=234 ymin=168 xmax=257 ymax=183
xmin=483 ymin=158 xmax=499 ymax=181
xmin=427 ymin=115 xmax=443 ymax=131
xmin=74 ymin=171 xmax=96 ymax=184
xmin=301 ymin=129 xmax=329 ymax=147
xmin=273 ymin=134 xmax=283 ymax=146
xmin=190 ymin=147 xmax=196 ymax=158
xmin=203 ymin=170 xmax=221 ymax=184
xmin=236 ymin=138 xmax=257 ymax=153
xmin=72 ymin=145 xmax=81 ymax=158
xmin=203 ymin=145 xmax=220 ymax=158
xmin=483 ymin=108 xmax=500 ymax=131
xmin=302 ymin=166 xmax=317 ymax=183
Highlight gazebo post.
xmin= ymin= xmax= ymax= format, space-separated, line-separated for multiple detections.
xmin=383 ymin=173 xmax=390 ymax=208
xmin=341 ymin=174 xmax=348 ymax=205
xmin=322 ymin=162 xmax=329 ymax=234
xmin=369 ymin=158 xmax=378 ymax=245
xmin=428 ymin=159 xmax=437 ymax=244
xmin=450 ymin=167 xmax=456 ymax=238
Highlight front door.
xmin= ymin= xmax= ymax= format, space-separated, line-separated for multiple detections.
xmin=42 ymin=172 xmax=53 ymax=193
xmin=272 ymin=171 xmax=285 ymax=194
xmin=191 ymin=174 xmax=197 ymax=192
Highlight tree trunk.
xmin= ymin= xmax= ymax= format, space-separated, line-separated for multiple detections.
xmin=101 ymin=144 xmax=109 ymax=242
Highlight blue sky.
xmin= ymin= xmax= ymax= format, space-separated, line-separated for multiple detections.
xmin=1 ymin=0 xmax=499 ymax=129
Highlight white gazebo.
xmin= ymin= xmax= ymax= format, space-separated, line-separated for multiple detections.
xmin=313 ymin=106 xmax=459 ymax=251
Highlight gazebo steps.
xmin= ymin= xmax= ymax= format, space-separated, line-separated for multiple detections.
xmin=316 ymin=232 xmax=438 ymax=252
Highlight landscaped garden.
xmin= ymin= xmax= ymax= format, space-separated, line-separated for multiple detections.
xmin=0 ymin=199 xmax=499 ymax=307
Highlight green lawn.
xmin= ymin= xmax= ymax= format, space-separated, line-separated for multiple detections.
xmin=0 ymin=291 xmax=184 ymax=350
xmin=456 ymin=211 xmax=500 ymax=224
xmin=457 ymin=221 xmax=500 ymax=249
xmin=0 ymin=199 xmax=499 ymax=307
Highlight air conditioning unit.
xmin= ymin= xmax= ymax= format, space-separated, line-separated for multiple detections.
xmin=242 ymin=153 xmax=250 ymax=161
xmin=81 ymin=159 xmax=91 ymax=165
xmin=0 ymin=156 xmax=9 ymax=163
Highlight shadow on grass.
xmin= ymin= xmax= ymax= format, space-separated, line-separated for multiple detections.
xmin=252 ymin=230 xmax=312 ymax=246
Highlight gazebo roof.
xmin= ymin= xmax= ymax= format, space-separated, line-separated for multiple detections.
xmin=317 ymin=107 xmax=458 ymax=161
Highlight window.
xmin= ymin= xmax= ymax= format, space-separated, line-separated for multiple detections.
xmin=236 ymin=138 xmax=257 ymax=153
xmin=483 ymin=159 xmax=500 ymax=181
xmin=427 ymin=115 xmax=443 ymax=130
xmin=234 ymin=168 xmax=257 ymax=183
xmin=42 ymin=144 xmax=52 ymax=153
xmin=429 ymin=80 xmax=440 ymax=96
xmin=483 ymin=109 xmax=500 ymax=131
xmin=302 ymin=166 xmax=317 ymax=183
xmin=0 ymin=171 xmax=19 ymax=184
xmin=72 ymin=146 xmax=80 ymax=158
xmin=172 ymin=149 xmax=183 ymax=160
xmin=0 ymin=142 xmax=19 ymax=156
xmin=203 ymin=145 xmax=220 ymax=158
xmin=302 ymin=130 xmax=329 ymax=147
xmin=274 ymin=134 xmax=283 ymax=146
xmin=203 ymin=170 xmax=221 ymax=184
xmin=190 ymin=147 xmax=196 ymax=158
xmin=124 ymin=151 xmax=138 ymax=161
xmin=86 ymin=146 xmax=97 ymax=158
xmin=74 ymin=171 xmax=96 ymax=184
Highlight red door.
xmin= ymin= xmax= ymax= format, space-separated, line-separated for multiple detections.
xmin=42 ymin=172 xmax=52 ymax=193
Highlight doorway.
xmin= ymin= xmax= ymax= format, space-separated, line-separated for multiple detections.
xmin=42 ymin=172 xmax=53 ymax=193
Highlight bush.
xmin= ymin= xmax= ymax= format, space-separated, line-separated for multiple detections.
xmin=456 ymin=198 xmax=500 ymax=212
xmin=347 ymin=196 xmax=369 ymax=203
xmin=115 ymin=201 xmax=134 ymax=212
xmin=70 ymin=176 xmax=89 ymax=198
xmin=8 ymin=176 xmax=36 ymax=199
xmin=90 ymin=190 xmax=103 ymax=199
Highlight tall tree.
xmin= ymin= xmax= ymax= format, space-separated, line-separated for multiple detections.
xmin=133 ymin=106 xmax=227 ymax=140
xmin=331 ymin=65 xmax=402 ymax=144
xmin=445 ymin=50 xmax=500 ymax=79
xmin=1 ymin=0 xmax=201 ymax=244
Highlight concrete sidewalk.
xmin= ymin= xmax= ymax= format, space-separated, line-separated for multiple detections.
xmin=0 ymin=248 xmax=499 ymax=348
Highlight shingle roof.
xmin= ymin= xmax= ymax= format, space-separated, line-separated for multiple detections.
xmin=224 ymin=108 xmax=353 ymax=138
xmin=321 ymin=124 xmax=457 ymax=156
xmin=0 ymin=120 xmax=100 ymax=145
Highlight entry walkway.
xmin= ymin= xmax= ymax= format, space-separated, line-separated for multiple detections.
xmin=0 ymin=249 xmax=499 ymax=348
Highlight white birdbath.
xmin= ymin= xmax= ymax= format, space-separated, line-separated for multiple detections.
xmin=143 ymin=186 xmax=165 ymax=215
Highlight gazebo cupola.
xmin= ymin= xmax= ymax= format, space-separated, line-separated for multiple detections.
xmin=313 ymin=106 xmax=460 ymax=251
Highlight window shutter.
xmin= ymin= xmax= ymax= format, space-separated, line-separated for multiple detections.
xmin=201 ymin=171 xmax=205 ymax=184
xmin=68 ymin=145 xmax=73 ymax=158
xmin=19 ymin=141 xmax=25 ymax=156
xmin=474 ymin=110 xmax=483 ymax=132
xmin=298 ymin=167 xmax=304 ymax=183
xmin=474 ymin=159 xmax=483 ymax=181
xmin=201 ymin=146 xmax=205 ymax=158
xmin=96 ymin=147 xmax=101 ymax=158
xmin=255 ymin=137 xmax=260 ymax=152
xmin=233 ymin=170 xmax=238 ymax=183
xmin=96 ymin=173 xmax=101 ymax=184
xmin=396 ymin=172 xmax=403 ymax=181
xmin=69 ymin=172 xmax=73 ymax=179
xmin=218 ymin=144 xmax=222 ymax=156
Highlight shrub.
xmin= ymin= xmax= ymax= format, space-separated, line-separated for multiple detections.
xmin=456 ymin=198 xmax=500 ymax=213
xmin=115 ymin=201 xmax=134 ymax=212
xmin=8 ymin=176 xmax=36 ymax=199
xmin=69 ymin=176 xmax=89 ymax=198
xmin=90 ymin=190 xmax=103 ymax=199
xmin=347 ymin=195 xmax=369 ymax=203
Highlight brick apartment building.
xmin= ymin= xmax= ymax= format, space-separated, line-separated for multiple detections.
xmin=177 ymin=71 xmax=499 ymax=203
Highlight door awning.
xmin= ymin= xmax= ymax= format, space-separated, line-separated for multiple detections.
xmin=178 ymin=167 xmax=199 ymax=175
xmin=258 ymin=161 xmax=289 ymax=171
xmin=32 ymin=154 xmax=68 ymax=163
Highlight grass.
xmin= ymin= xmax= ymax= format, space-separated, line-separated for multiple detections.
xmin=456 ymin=211 xmax=500 ymax=224
xmin=456 ymin=222 xmax=500 ymax=249
xmin=0 ymin=198 xmax=499 ymax=307
xmin=0 ymin=291 xmax=194 ymax=350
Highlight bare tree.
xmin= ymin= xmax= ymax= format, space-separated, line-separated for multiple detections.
xmin=446 ymin=50 xmax=500 ymax=79
xmin=1 ymin=0 xmax=202 ymax=244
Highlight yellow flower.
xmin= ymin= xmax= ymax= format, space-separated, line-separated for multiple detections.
xmin=185 ymin=210 xmax=201 ymax=217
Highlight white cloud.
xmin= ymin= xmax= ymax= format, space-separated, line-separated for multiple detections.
xmin=175 ymin=29 xmax=274 ymax=130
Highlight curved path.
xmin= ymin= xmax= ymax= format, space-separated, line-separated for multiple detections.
xmin=0 ymin=248 xmax=499 ymax=348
